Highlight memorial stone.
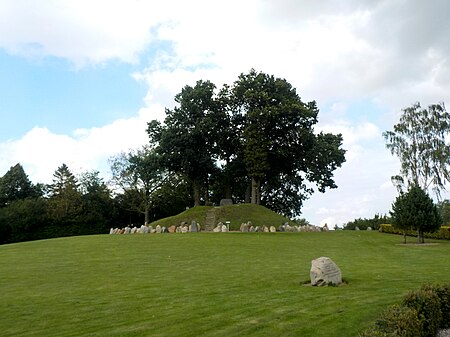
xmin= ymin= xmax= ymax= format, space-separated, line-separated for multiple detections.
xmin=310 ymin=257 xmax=342 ymax=286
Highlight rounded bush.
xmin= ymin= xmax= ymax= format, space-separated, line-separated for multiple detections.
xmin=402 ymin=289 xmax=442 ymax=337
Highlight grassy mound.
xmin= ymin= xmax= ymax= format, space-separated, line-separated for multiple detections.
xmin=1 ymin=232 xmax=450 ymax=336
xmin=149 ymin=203 xmax=296 ymax=230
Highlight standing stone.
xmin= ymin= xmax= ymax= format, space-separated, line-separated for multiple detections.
xmin=221 ymin=224 xmax=228 ymax=232
xmin=109 ymin=228 xmax=114 ymax=234
xmin=269 ymin=226 xmax=276 ymax=233
xmin=220 ymin=199 xmax=233 ymax=206
xmin=155 ymin=225 xmax=162 ymax=233
xmin=310 ymin=257 xmax=342 ymax=286
xmin=263 ymin=226 xmax=269 ymax=232
xmin=190 ymin=220 xmax=198 ymax=232
xmin=168 ymin=225 xmax=176 ymax=233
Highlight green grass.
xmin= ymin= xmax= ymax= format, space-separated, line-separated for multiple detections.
xmin=1 ymin=231 xmax=450 ymax=336
xmin=149 ymin=204 xmax=296 ymax=230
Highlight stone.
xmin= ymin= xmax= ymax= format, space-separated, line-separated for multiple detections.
xmin=221 ymin=224 xmax=228 ymax=232
xmin=168 ymin=225 xmax=176 ymax=233
xmin=322 ymin=223 xmax=329 ymax=232
xmin=109 ymin=228 xmax=114 ymax=234
xmin=355 ymin=226 xmax=360 ymax=231
xmin=310 ymin=257 xmax=342 ymax=286
xmin=367 ymin=227 xmax=372 ymax=231
xmin=220 ymin=199 xmax=233 ymax=206
xmin=181 ymin=225 xmax=188 ymax=233
xmin=155 ymin=225 xmax=162 ymax=233
xmin=269 ymin=226 xmax=276 ymax=233
xmin=131 ymin=227 xmax=137 ymax=234
xmin=249 ymin=226 xmax=255 ymax=232
xmin=278 ymin=224 xmax=285 ymax=232
xmin=190 ymin=220 xmax=198 ymax=232
xmin=124 ymin=226 xmax=131 ymax=234
xmin=241 ymin=223 xmax=249 ymax=232
xmin=176 ymin=226 xmax=182 ymax=233
xmin=263 ymin=226 xmax=269 ymax=232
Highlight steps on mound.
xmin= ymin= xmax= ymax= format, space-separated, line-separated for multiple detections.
xmin=204 ymin=208 xmax=217 ymax=231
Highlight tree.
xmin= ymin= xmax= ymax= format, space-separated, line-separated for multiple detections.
xmin=232 ymin=69 xmax=346 ymax=215
xmin=47 ymin=164 xmax=82 ymax=220
xmin=383 ymin=102 xmax=450 ymax=198
xmin=0 ymin=163 xmax=40 ymax=207
xmin=109 ymin=146 xmax=167 ymax=224
xmin=147 ymin=80 xmax=221 ymax=206
xmin=147 ymin=70 xmax=346 ymax=216
xmin=390 ymin=185 xmax=442 ymax=243
xmin=78 ymin=170 xmax=113 ymax=229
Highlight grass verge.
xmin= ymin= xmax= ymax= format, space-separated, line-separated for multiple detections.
xmin=1 ymin=231 xmax=449 ymax=336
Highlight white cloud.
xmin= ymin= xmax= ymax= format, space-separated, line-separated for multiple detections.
xmin=0 ymin=106 xmax=161 ymax=183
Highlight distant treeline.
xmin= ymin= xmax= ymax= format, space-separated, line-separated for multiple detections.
xmin=0 ymin=163 xmax=191 ymax=244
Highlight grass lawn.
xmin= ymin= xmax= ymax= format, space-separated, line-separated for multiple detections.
xmin=1 ymin=231 xmax=449 ymax=336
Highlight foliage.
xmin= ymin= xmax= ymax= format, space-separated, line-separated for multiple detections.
xmin=379 ymin=224 xmax=450 ymax=240
xmin=437 ymin=199 xmax=450 ymax=225
xmin=47 ymin=163 xmax=82 ymax=220
xmin=360 ymin=283 xmax=450 ymax=337
xmin=148 ymin=70 xmax=346 ymax=217
xmin=402 ymin=288 xmax=442 ymax=336
xmin=343 ymin=213 xmax=390 ymax=230
xmin=383 ymin=102 xmax=450 ymax=198
xmin=390 ymin=185 xmax=442 ymax=243
xmin=359 ymin=304 xmax=421 ymax=337
xmin=109 ymin=146 xmax=169 ymax=224
xmin=0 ymin=163 xmax=40 ymax=207
xmin=147 ymin=80 xmax=220 ymax=206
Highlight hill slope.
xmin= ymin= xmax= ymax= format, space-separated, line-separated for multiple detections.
xmin=149 ymin=203 xmax=296 ymax=230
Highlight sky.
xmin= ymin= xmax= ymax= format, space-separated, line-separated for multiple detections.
xmin=1 ymin=0 xmax=450 ymax=226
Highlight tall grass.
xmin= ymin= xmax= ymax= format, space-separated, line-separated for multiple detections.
xmin=1 ymin=231 xmax=449 ymax=336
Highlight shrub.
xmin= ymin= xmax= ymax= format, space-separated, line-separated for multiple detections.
xmin=379 ymin=224 xmax=450 ymax=240
xmin=402 ymin=288 xmax=442 ymax=337
xmin=359 ymin=283 xmax=450 ymax=337
xmin=359 ymin=304 xmax=422 ymax=337
xmin=421 ymin=283 xmax=450 ymax=329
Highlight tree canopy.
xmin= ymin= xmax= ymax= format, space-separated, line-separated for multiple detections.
xmin=147 ymin=69 xmax=346 ymax=216
xmin=390 ymin=185 xmax=442 ymax=243
xmin=383 ymin=102 xmax=450 ymax=198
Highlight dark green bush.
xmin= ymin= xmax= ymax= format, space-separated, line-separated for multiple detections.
xmin=359 ymin=304 xmax=422 ymax=337
xmin=379 ymin=224 xmax=450 ymax=240
xmin=421 ymin=283 xmax=450 ymax=329
xmin=359 ymin=283 xmax=450 ymax=337
xmin=402 ymin=289 xmax=442 ymax=337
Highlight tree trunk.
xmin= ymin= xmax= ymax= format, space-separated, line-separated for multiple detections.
xmin=251 ymin=177 xmax=261 ymax=205
xmin=245 ymin=181 xmax=251 ymax=204
xmin=193 ymin=179 xmax=201 ymax=207
xmin=403 ymin=232 xmax=406 ymax=244
xmin=144 ymin=205 xmax=149 ymax=225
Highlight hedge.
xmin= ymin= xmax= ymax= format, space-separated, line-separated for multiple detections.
xmin=359 ymin=283 xmax=450 ymax=337
xmin=379 ymin=224 xmax=450 ymax=240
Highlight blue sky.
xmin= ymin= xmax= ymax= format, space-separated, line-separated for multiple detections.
xmin=1 ymin=0 xmax=450 ymax=226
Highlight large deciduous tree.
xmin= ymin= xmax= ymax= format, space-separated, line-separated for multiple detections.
xmin=390 ymin=185 xmax=442 ymax=243
xmin=109 ymin=146 xmax=167 ymax=224
xmin=232 ymin=70 xmax=346 ymax=216
xmin=383 ymin=102 xmax=450 ymax=198
xmin=147 ymin=70 xmax=346 ymax=216
xmin=147 ymin=80 xmax=221 ymax=206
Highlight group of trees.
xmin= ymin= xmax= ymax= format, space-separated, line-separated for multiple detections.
xmin=0 ymin=70 xmax=348 ymax=244
xmin=147 ymin=69 xmax=346 ymax=217
xmin=384 ymin=102 xmax=450 ymax=242
xmin=0 ymin=163 xmax=191 ymax=244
